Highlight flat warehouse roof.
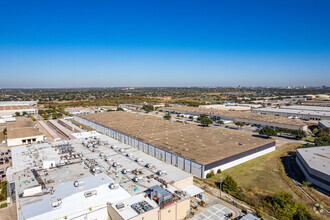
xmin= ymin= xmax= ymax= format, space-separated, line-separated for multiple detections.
xmin=160 ymin=106 xmax=305 ymax=126
xmin=79 ymin=112 xmax=274 ymax=165
xmin=7 ymin=128 xmax=42 ymax=139
xmin=7 ymin=117 xmax=43 ymax=139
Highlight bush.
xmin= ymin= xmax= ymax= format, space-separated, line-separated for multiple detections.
xmin=206 ymin=170 xmax=215 ymax=178
xmin=217 ymin=169 xmax=221 ymax=174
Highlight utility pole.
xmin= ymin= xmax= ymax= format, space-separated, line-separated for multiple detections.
xmin=219 ymin=176 xmax=224 ymax=198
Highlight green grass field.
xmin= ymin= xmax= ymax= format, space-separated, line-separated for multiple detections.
xmin=205 ymin=142 xmax=302 ymax=196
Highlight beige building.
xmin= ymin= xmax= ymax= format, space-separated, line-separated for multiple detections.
xmin=6 ymin=117 xmax=43 ymax=146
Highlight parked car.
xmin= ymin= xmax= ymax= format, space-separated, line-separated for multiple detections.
xmin=5 ymin=152 xmax=8 ymax=155
xmin=0 ymin=152 xmax=3 ymax=156
xmin=9 ymin=156 xmax=12 ymax=159
xmin=0 ymin=158 xmax=3 ymax=161
xmin=0 ymin=162 xmax=3 ymax=165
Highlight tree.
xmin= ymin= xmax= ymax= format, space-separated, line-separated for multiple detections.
xmin=189 ymin=115 xmax=194 ymax=120
xmin=116 ymin=107 xmax=124 ymax=111
xmin=312 ymin=128 xmax=318 ymax=135
xmin=235 ymin=122 xmax=244 ymax=130
xmin=42 ymin=113 xmax=49 ymax=120
xmin=259 ymin=127 xmax=277 ymax=137
xmin=163 ymin=113 xmax=171 ymax=120
xmin=201 ymin=117 xmax=213 ymax=127
xmin=218 ymin=120 xmax=224 ymax=125
xmin=52 ymin=113 xmax=58 ymax=119
xmin=22 ymin=111 xmax=27 ymax=116
xmin=142 ymin=105 xmax=154 ymax=112
xmin=222 ymin=175 xmax=238 ymax=193
xmin=198 ymin=114 xmax=208 ymax=121
xmin=15 ymin=112 xmax=20 ymax=116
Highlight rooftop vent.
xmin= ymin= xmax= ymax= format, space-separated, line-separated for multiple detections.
xmin=51 ymin=197 xmax=62 ymax=208
xmin=84 ymin=190 xmax=97 ymax=198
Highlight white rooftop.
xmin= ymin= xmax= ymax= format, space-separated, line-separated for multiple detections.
xmin=111 ymin=193 xmax=159 ymax=219
xmin=297 ymin=146 xmax=330 ymax=176
xmin=19 ymin=173 xmax=131 ymax=220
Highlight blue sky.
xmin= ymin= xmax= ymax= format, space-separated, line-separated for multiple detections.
xmin=0 ymin=0 xmax=329 ymax=88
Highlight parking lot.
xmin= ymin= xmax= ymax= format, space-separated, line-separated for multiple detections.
xmin=193 ymin=204 xmax=234 ymax=220
xmin=0 ymin=125 xmax=11 ymax=180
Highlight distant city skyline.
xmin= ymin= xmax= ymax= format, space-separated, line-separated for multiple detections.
xmin=0 ymin=0 xmax=330 ymax=88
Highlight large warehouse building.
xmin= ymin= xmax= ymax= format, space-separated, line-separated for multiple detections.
xmin=296 ymin=147 xmax=330 ymax=193
xmin=0 ymin=101 xmax=38 ymax=117
xmin=252 ymin=106 xmax=330 ymax=121
xmin=8 ymin=133 xmax=202 ymax=220
xmin=159 ymin=106 xmax=307 ymax=130
xmin=75 ymin=112 xmax=276 ymax=178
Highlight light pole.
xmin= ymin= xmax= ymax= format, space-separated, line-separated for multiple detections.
xmin=219 ymin=176 xmax=224 ymax=198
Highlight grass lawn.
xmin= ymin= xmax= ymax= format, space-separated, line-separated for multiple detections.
xmin=205 ymin=142 xmax=302 ymax=196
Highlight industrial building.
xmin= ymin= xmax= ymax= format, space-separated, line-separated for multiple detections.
xmin=7 ymin=133 xmax=202 ymax=220
xmin=6 ymin=117 xmax=44 ymax=147
xmin=0 ymin=101 xmax=38 ymax=117
xmin=200 ymin=103 xmax=262 ymax=111
xmin=318 ymin=120 xmax=330 ymax=130
xmin=75 ymin=112 xmax=276 ymax=178
xmin=159 ymin=106 xmax=307 ymax=131
xmin=296 ymin=147 xmax=330 ymax=193
xmin=252 ymin=106 xmax=330 ymax=121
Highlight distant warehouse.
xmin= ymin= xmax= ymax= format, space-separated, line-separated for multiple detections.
xmin=75 ymin=112 xmax=276 ymax=178
xmin=296 ymin=147 xmax=330 ymax=193
xmin=252 ymin=106 xmax=330 ymax=121
xmin=159 ymin=106 xmax=307 ymax=131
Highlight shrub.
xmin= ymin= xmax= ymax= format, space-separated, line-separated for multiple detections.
xmin=217 ymin=169 xmax=221 ymax=174
xmin=206 ymin=170 xmax=215 ymax=178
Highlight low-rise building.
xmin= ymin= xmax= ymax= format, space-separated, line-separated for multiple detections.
xmin=296 ymin=147 xmax=330 ymax=193
xmin=6 ymin=117 xmax=43 ymax=146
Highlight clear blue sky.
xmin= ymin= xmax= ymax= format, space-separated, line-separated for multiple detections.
xmin=0 ymin=0 xmax=329 ymax=88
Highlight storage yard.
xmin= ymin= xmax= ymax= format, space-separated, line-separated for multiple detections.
xmin=75 ymin=112 xmax=276 ymax=178
xmin=159 ymin=106 xmax=307 ymax=130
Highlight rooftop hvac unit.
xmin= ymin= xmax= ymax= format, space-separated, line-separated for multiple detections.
xmin=91 ymin=166 xmax=101 ymax=173
xmin=51 ymin=197 xmax=62 ymax=208
xmin=122 ymin=168 xmax=130 ymax=174
xmin=109 ymin=183 xmax=119 ymax=190
xmin=105 ymin=157 xmax=113 ymax=162
xmin=145 ymin=163 xmax=152 ymax=168
xmin=99 ymin=153 xmax=105 ymax=157
xmin=84 ymin=190 xmax=97 ymax=198
xmin=126 ymin=153 xmax=133 ymax=157
xmin=116 ymin=203 xmax=125 ymax=210
xmin=113 ymin=162 xmax=121 ymax=167
xmin=133 ymin=176 xmax=141 ymax=182
xmin=73 ymin=180 xmax=84 ymax=187
xmin=111 ymin=145 xmax=118 ymax=149
xmin=135 ymin=158 xmax=143 ymax=163
xmin=156 ymin=170 xmax=167 ymax=176
xmin=103 ymin=141 xmax=109 ymax=145
xmin=119 ymin=148 xmax=125 ymax=153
